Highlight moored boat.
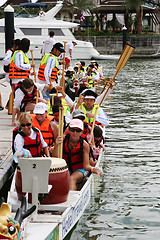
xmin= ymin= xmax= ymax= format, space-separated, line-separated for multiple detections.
xmin=0 ymin=1 xmax=119 ymax=60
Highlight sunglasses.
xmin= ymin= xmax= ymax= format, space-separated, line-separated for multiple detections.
xmin=21 ymin=123 xmax=31 ymax=127
xmin=69 ymin=127 xmax=82 ymax=133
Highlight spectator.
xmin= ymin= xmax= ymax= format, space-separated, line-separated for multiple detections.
xmin=41 ymin=31 xmax=55 ymax=58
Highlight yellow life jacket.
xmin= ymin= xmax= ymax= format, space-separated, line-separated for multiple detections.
xmin=86 ymin=76 xmax=94 ymax=88
xmin=80 ymin=103 xmax=99 ymax=123
xmin=47 ymin=98 xmax=70 ymax=116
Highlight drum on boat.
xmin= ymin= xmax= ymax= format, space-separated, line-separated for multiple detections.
xmin=15 ymin=157 xmax=70 ymax=204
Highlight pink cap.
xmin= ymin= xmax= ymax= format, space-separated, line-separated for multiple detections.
xmin=69 ymin=119 xmax=84 ymax=131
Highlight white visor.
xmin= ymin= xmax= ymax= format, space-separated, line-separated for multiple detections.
xmin=84 ymin=95 xmax=95 ymax=99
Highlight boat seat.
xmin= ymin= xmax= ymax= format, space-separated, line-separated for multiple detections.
xmin=18 ymin=157 xmax=51 ymax=217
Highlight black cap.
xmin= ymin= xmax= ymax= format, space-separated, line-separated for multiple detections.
xmin=52 ymin=42 xmax=65 ymax=53
xmin=83 ymin=90 xmax=98 ymax=99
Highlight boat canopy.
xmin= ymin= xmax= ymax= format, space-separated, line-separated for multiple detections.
xmin=20 ymin=3 xmax=47 ymax=8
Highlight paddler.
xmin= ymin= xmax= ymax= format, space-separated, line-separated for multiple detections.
xmin=64 ymin=109 xmax=97 ymax=167
xmin=85 ymin=66 xmax=99 ymax=88
xmin=50 ymin=119 xmax=100 ymax=190
xmin=13 ymin=112 xmax=50 ymax=157
xmin=51 ymin=104 xmax=71 ymax=132
xmin=56 ymin=80 xmax=114 ymax=115
xmin=64 ymin=109 xmax=91 ymax=142
xmin=11 ymin=78 xmax=53 ymax=126
xmin=9 ymin=38 xmax=34 ymax=91
xmin=38 ymin=42 xmax=65 ymax=100
xmin=92 ymin=125 xmax=105 ymax=160
xmin=32 ymin=102 xmax=58 ymax=150
xmin=48 ymin=93 xmax=71 ymax=118
xmin=77 ymin=89 xmax=109 ymax=127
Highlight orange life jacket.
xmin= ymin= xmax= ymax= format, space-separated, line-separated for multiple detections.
xmin=9 ymin=50 xmax=30 ymax=79
xmin=32 ymin=114 xmax=54 ymax=147
xmin=38 ymin=53 xmax=58 ymax=82
xmin=63 ymin=134 xmax=83 ymax=173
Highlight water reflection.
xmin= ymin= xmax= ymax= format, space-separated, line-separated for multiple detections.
xmin=70 ymin=59 xmax=160 ymax=240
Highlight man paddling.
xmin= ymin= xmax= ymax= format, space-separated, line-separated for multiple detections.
xmin=50 ymin=119 xmax=100 ymax=190
xmin=77 ymin=89 xmax=109 ymax=127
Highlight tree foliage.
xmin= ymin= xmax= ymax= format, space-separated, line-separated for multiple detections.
xmin=73 ymin=0 xmax=95 ymax=11
xmin=124 ymin=0 xmax=142 ymax=10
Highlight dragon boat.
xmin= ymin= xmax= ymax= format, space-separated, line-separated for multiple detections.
xmin=5 ymin=143 xmax=104 ymax=240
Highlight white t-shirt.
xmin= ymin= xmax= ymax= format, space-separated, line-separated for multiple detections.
xmin=42 ymin=37 xmax=56 ymax=55
xmin=3 ymin=49 xmax=13 ymax=82
xmin=65 ymin=42 xmax=73 ymax=59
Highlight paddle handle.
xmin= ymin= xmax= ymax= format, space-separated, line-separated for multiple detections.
xmin=89 ymin=107 xmax=98 ymax=143
xmin=61 ymin=41 xmax=67 ymax=91
xmin=58 ymin=107 xmax=64 ymax=158
xmin=30 ymin=50 xmax=37 ymax=83
xmin=8 ymin=87 xmax=14 ymax=115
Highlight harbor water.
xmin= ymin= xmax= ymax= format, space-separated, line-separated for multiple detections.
xmin=69 ymin=58 xmax=160 ymax=240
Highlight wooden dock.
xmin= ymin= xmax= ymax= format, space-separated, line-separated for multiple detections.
xmin=0 ymin=76 xmax=15 ymax=199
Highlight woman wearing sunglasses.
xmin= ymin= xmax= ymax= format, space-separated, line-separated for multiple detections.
xmin=51 ymin=119 xmax=100 ymax=190
xmin=13 ymin=112 xmax=50 ymax=158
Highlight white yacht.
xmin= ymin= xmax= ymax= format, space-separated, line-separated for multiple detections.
xmin=0 ymin=1 xmax=119 ymax=60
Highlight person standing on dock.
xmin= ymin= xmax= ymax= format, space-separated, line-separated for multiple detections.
xmin=3 ymin=39 xmax=20 ymax=110
xmin=3 ymin=39 xmax=20 ymax=83
xmin=65 ymin=41 xmax=77 ymax=69
xmin=41 ymin=31 xmax=55 ymax=58
xmin=9 ymin=38 xmax=35 ymax=91
xmin=38 ymin=42 xmax=65 ymax=100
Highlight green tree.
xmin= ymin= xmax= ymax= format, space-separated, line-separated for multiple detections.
xmin=74 ymin=0 xmax=95 ymax=11
xmin=124 ymin=0 xmax=142 ymax=33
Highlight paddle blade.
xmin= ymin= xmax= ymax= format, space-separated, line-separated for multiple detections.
xmin=116 ymin=44 xmax=135 ymax=72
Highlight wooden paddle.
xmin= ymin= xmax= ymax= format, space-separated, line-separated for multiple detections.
xmin=49 ymin=93 xmax=56 ymax=106
xmin=58 ymin=107 xmax=64 ymax=158
xmin=61 ymin=41 xmax=67 ymax=91
xmin=8 ymin=87 xmax=14 ymax=115
xmin=89 ymin=106 xmax=99 ymax=143
xmin=30 ymin=50 xmax=37 ymax=82
xmin=99 ymin=44 xmax=135 ymax=106
xmin=30 ymin=50 xmax=39 ymax=104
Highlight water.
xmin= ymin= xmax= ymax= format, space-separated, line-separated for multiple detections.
xmin=69 ymin=58 xmax=160 ymax=240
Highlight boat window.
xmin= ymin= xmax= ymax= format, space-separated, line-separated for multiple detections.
xmin=0 ymin=26 xmax=4 ymax=33
xmin=48 ymin=28 xmax=64 ymax=36
xmin=20 ymin=28 xmax=41 ymax=35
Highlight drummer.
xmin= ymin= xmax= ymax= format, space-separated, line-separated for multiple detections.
xmin=50 ymin=119 xmax=100 ymax=190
